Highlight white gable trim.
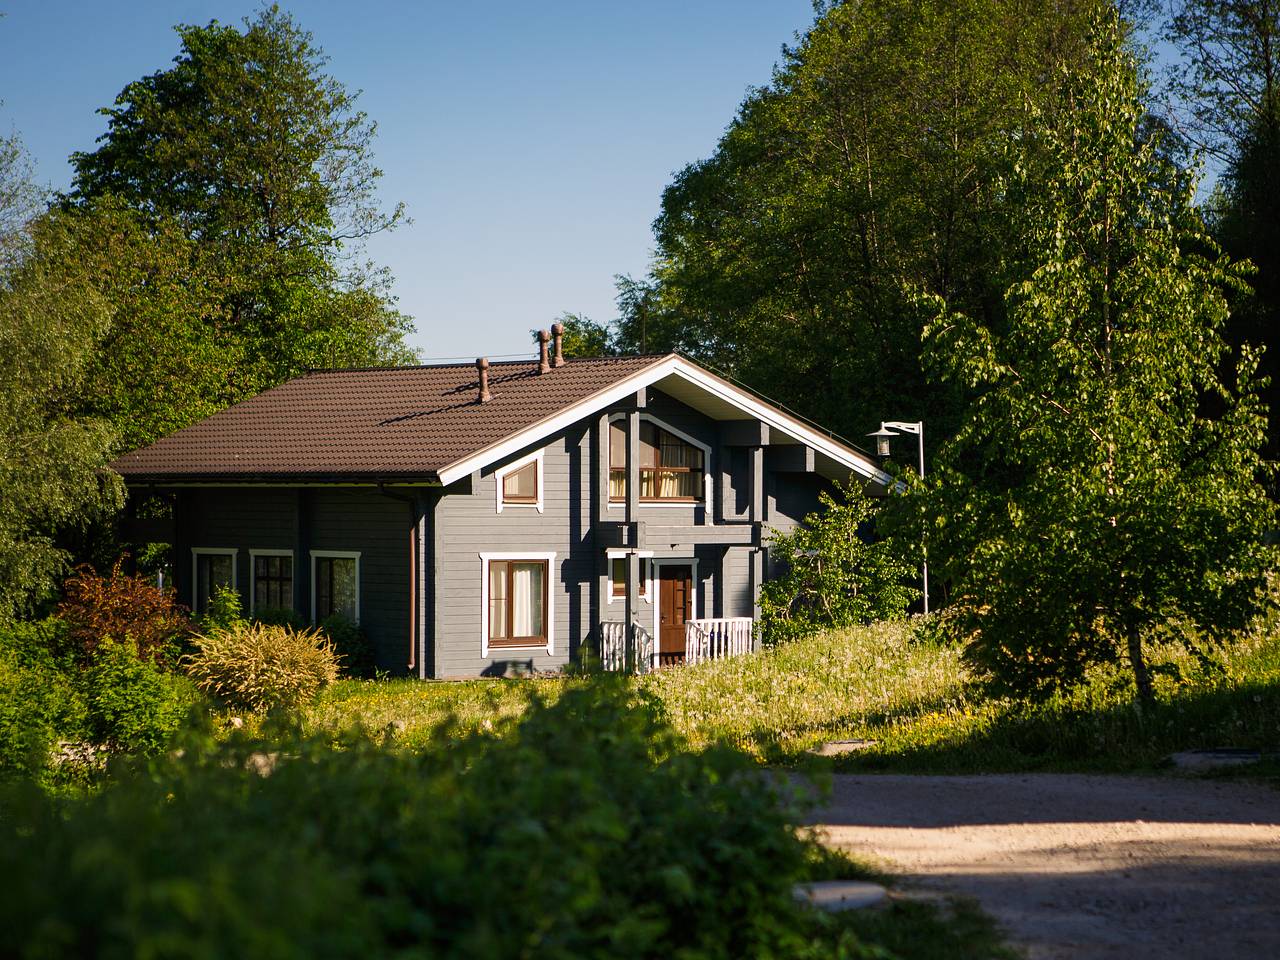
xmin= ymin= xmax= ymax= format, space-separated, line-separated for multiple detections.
xmin=436 ymin=355 xmax=889 ymax=487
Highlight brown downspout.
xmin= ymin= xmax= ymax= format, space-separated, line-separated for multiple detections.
xmin=407 ymin=519 xmax=416 ymax=673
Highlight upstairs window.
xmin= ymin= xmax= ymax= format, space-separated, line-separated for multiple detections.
xmin=502 ymin=460 xmax=537 ymax=503
xmin=610 ymin=420 xmax=705 ymax=502
xmin=496 ymin=451 xmax=544 ymax=513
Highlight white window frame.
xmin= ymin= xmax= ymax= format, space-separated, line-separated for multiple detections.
xmin=479 ymin=551 xmax=556 ymax=657
xmin=605 ymin=548 xmax=654 ymax=604
xmin=494 ymin=448 xmax=545 ymax=514
xmin=310 ymin=550 xmax=362 ymax=625
xmin=651 ymin=557 xmax=700 ymax=672
xmin=606 ymin=413 xmax=714 ymax=509
xmin=248 ymin=549 xmax=294 ymax=615
xmin=191 ymin=548 xmax=238 ymax=614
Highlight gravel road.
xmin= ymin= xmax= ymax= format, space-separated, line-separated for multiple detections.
xmin=810 ymin=773 xmax=1280 ymax=959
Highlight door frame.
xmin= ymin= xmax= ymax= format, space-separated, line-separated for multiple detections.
xmin=651 ymin=557 xmax=698 ymax=670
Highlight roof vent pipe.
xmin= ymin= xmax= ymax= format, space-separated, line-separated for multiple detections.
xmin=537 ymin=329 xmax=551 ymax=374
xmin=476 ymin=357 xmax=491 ymax=403
xmin=551 ymin=321 xmax=565 ymax=368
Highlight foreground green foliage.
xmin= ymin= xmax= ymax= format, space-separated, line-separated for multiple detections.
xmin=916 ymin=10 xmax=1275 ymax=702
xmin=760 ymin=480 xmax=917 ymax=645
xmin=0 ymin=682 xmax=888 ymax=960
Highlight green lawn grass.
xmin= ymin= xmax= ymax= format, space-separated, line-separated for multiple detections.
xmin=304 ymin=617 xmax=1280 ymax=780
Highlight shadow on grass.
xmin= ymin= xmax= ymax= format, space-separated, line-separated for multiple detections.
xmin=828 ymin=675 xmax=1280 ymax=781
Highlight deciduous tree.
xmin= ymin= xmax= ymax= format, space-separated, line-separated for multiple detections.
xmin=917 ymin=10 xmax=1274 ymax=702
xmin=67 ymin=4 xmax=415 ymax=442
xmin=0 ymin=146 xmax=123 ymax=617
xmin=614 ymin=0 xmax=1100 ymax=446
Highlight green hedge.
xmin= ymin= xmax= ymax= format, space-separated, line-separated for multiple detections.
xmin=0 ymin=680 xmax=874 ymax=959
xmin=0 ymin=619 xmax=198 ymax=781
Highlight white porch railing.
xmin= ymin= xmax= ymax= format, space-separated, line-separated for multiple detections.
xmin=599 ymin=621 xmax=655 ymax=674
xmin=684 ymin=618 xmax=754 ymax=665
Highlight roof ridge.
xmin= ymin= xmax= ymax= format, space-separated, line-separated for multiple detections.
xmin=303 ymin=353 xmax=673 ymax=376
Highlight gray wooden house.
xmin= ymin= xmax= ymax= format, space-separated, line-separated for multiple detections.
xmin=112 ymin=329 xmax=890 ymax=677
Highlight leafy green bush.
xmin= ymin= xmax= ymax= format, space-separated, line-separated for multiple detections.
xmin=254 ymin=606 xmax=306 ymax=629
xmin=319 ymin=613 xmax=375 ymax=678
xmin=83 ymin=638 xmax=195 ymax=755
xmin=759 ymin=479 xmax=918 ymax=644
xmin=0 ymin=681 xmax=877 ymax=959
xmin=201 ymin=583 xmax=245 ymax=633
xmin=184 ymin=621 xmax=339 ymax=713
xmin=0 ymin=631 xmax=88 ymax=779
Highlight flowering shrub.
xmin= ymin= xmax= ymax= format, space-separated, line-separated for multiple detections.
xmin=59 ymin=560 xmax=191 ymax=665
xmin=184 ymin=622 xmax=339 ymax=713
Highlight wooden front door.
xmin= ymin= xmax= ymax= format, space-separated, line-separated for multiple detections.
xmin=658 ymin=564 xmax=693 ymax=666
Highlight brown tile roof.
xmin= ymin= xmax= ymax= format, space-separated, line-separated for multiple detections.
xmin=110 ymin=354 xmax=669 ymax=483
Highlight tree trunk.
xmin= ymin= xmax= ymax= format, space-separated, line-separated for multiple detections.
xmin=1126 ymin=629 xmax=1154 ymax=705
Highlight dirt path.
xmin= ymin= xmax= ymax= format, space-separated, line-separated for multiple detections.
xmin=809 ymin=774 xmax=1280 ymax=959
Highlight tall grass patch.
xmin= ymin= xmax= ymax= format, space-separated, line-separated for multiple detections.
xmin=643 ymin=619 xmax=964 ymax=759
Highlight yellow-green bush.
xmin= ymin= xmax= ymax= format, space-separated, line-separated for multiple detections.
xmin=184 ymin=622 xmax=338 ymax=713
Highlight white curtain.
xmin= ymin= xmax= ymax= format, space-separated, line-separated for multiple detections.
xmin=511 ymin=562 xmax=544 ymax=637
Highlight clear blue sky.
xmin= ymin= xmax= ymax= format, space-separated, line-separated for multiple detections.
xmin=0 ymin=0 xmax=816 ymax=360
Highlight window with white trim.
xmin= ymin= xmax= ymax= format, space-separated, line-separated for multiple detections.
xmin=250 ymin=551 xmax=293 ymax=613
xmin=313 ymin=552 xmax=359 ymax=622
xmin=609 ymin=556 xmax=649 ymax=599
xmin=480 ymin=552 xmax=556 ymax=654
xmin=495 ymin=450 xmax=544 ymax=513
xmin=192 ymin=548 xmax=236 ymax=616
xmin=488 ymin=559 xmax=548 ymax=647
xmin=503 ymin=461 xmax=537 ymax=502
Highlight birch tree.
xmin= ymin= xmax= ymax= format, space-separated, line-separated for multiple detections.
xmin=919 ymin=9 xmax=1274 ymax=701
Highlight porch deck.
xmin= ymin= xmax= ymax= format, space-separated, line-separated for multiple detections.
xmin=600 ymin=617 xmax=754 ymax=672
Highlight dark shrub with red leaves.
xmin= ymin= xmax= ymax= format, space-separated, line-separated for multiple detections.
xmin=59 ymin=561 xmax=193 ymax=666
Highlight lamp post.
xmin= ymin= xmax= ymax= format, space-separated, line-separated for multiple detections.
xmin=866 ymin=420 xmax=930 ymax=615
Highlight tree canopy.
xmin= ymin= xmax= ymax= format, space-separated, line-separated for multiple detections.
xmin=0 ymin=138 xmax=123 ymax=618
xmin=65 ymin=5 xmax=415 ymax=450
xmin=914 ymin=9 xmax=1274 ymax=700
xmin=611 ymin=0 xmax=1099 ymax=447
xmin=1165 ymin=1 xmax=1280 ymax=457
